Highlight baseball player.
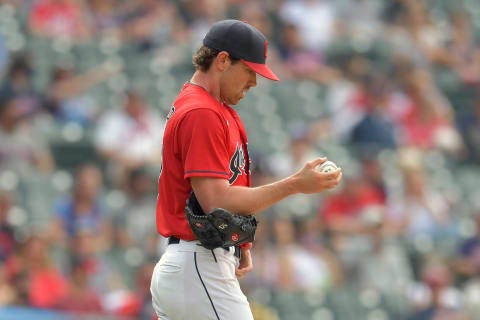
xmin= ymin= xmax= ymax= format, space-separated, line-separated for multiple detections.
xmin=151 ymin=20 xmax=342 ymax=320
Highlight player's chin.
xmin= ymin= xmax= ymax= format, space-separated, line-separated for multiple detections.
xmin=229 ymin=97 xmax=242 ymax=105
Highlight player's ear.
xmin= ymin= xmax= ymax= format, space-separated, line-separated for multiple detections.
xmin=215 ymin=51 xmax=230 ymax=71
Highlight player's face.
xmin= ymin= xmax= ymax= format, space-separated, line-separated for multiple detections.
xmin=220 ymin=60 xmax=257 ymax=105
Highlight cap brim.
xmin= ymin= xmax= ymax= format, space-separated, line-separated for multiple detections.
xmin=241 ymin=60 xmax=279 ymax=81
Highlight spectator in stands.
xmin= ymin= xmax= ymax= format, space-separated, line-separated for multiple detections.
xmin=358 ymin=225 xmax=414 ymax=315
xmin=95 ymin=90 xmax=164 ymax=186
xmin=399 ymin=68 xmax=462 ymax=153
xmin=67 ymin=229 xmax=114 ymax=300
xmin=5 ymin=235 xmax=68 ymax=309
xmin=28 ymin=0 xmax=91 ymax=40
xmin=273 ymin=218 xmax=334 ymax=292
xmin=60 ymin=256 xmax=104 ymax=314
xmin=350 ymin=74 xmax=398 ymax=151
xmin=279 ymin=22 xmax=319 ymax=70
xmin=387 ymin=162 xmax=452 ymax=245
xmin=319 ymin=172 xmax=385 ymax=236
xmin=0 ymin=54 xmax=44 ymax=118
xmin=381 ymin=1 xmax=433 ymax=68
xmin=85 ymin=0 xmax=123 ymax=36
xmin=334 ymin=0 xmax=384 ymax=38
xmin=358 ymin=153 xmax=387 ymax=202
xmin=403 ymin=0 xmax=451 ymax=66
xmin=324 ymin=72 xmax=363 ymax=139
xmin=46 ymin=63 xmax=116 ymax=127
xmin=0 ymin=91 xmax=54 ymax=175
xmin=297 ymin=217 xmax=344 ymax=286
xmin=133 ymin=261 xmax=156 ymax=319
xmin=86 ymin=0 xmax=180 ymax=49
xmin=279 ymin=0 xmax=337 ymax=54
xmin=444 ymin=10 xmax=480 ymax=85
xmin=319 ymin=171 xmax=386 ymax=277
xmin=177 ymin=0 xmax=228 ymax=46
xmin=50 ymin=163 xmax=112 ymax=252
xmin=0 ymin=263 xmax=17 ymax=306
xmin=452 ymin=213 xmax=480 ymax=284
xmin=324 ymin=55 xmax=402 ymax=142
xmin=119 ymin=0 xmax=177 ymax=51
xmin=237 ymin=1 xmax=273 ymax=40
xmin=113 ymin=167 xmax=157 ymax=257
xmin=277 ymin=23 xmax=339 ymax=83
xmin=65 ymin=229 xmax=143 ymax=317
xmin=408 ymin=258 xmax=468 ymax=320
xmin=101 ymin=273 xmax=142 ymax=318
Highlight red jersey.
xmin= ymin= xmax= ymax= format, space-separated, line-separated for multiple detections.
xmin=156 ymin=83 xmax=251 ymax=240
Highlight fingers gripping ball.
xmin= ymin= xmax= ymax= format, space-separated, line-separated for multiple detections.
xmin=317 ymin=160 xmax=338 ymax=173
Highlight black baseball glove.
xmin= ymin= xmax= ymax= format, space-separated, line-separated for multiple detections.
xmin=185 ymin=192 xmax=257 ymax=250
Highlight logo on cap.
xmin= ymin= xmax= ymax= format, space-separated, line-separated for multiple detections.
xmin=265 ymin=40 xmax=268 ymax=58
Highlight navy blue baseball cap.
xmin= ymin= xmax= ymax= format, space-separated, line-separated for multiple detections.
xmin=203 ymin=20 xmax=279 ymax=81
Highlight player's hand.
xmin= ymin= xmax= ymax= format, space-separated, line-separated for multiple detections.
xmin=235 ymin=243 xmax=253 ymax=279
xmin=292 ymin=158 xmax=342 ymax=194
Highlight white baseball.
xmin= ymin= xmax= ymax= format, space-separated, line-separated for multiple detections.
xmin=317 ymin=160 xmax=338 ymax=173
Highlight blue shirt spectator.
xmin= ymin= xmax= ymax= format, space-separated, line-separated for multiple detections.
xmin=54 ymin=196 xmax=104 ymax=238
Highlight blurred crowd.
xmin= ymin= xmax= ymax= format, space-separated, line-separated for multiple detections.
xmin=0 ymin=0 xmax=480 ymax=319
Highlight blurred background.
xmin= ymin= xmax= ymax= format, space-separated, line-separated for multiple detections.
xmin=0 ymin=0 xmax=480 ymax=319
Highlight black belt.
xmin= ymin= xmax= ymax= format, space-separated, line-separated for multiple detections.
xmin=168 ymin=236 xmax=240 ymax=258
xmin=168 ymin=236 xmax=181 ymax=245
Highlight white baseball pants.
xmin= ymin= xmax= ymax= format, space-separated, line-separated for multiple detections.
xmin=150 ymin=239 xmax=254 ymax=320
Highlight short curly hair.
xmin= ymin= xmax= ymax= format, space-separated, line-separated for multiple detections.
xmin=192 ymin=46 xmax=239 ymax=72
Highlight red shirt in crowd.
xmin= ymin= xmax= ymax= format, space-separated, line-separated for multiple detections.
xmin=30 ymin=269 xmax=69 ymax=309
xmin=29 ymin=0 xmax=85 ymax=38
xmin=321 ymin=183 xmax=384 ymax=226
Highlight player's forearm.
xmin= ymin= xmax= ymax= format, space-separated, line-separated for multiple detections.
xmin=190 ymin=158 xmax=342 ymax=215
xmin=197 ymin=176 xmax=299 ymax=215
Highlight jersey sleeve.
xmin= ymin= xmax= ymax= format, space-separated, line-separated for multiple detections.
xmin=177 ymin=108 xmax=230 ymax=180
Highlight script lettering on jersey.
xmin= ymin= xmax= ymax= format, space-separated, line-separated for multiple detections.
xmin=228 ymin=142 xmax=246 ymax=184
